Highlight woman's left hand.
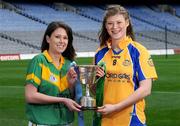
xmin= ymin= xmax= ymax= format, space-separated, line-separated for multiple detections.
xmin=67 ymin=67 xmax=77 ymax=87
xmin=97 ymin=104 xmax=117 ymax=115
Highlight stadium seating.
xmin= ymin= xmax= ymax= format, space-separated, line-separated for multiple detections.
xmin=14 ymin=3 xmax=101 ymax=31
xmin=126 ymin=5 xmax=180 ymax=31
xmin=0 ymin=9 xmax=45 ymax=31
xmin=0 ymin=2 xmax=180 ymax=54
xmin=172 ymin=5 xmax=180 ymax=17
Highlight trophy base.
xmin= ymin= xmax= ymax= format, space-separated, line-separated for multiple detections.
xmin=80 ymin=96 xmax=96 ymax=111
xmin=81 ymin=106 xmax=97 ymax=111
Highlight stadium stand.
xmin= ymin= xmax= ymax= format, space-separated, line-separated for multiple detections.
xmin=0 ymin=9 xmax=45 ymax=31
xmin=12 ymin=3 xmax=101 ymax=31
xmin=0 ymin=33 xmax=39 ymax=54
xmin=172 ymin=5 xmax=180 ymax=17
xmin=0 ymin=1 xmax=180 ymax=55
xmin=126 ymin=5 xmax=180 ymax=31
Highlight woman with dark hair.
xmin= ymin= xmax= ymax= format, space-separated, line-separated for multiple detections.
xmin=25 ymin=21 xmax=81 ymax=126
xmin=41 ymin=21 xmax=75 ymax=61
xmin=93 ymin=5 xmax=158 ymax=126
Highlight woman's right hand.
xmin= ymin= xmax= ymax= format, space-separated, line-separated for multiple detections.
xmin=96 ymin=66 xmax=105 ymax=78
xmin=63 ymin=98 xmax=81 ymax=112
xmin=97 ymin=104 xmax=117 ymax=115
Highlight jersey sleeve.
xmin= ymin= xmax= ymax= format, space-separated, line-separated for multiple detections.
xmin=94 ymin=46 xmax=109 ymax=65
xmin=25 ymin=56 xmax=42 ymax=88
xmin=137 ymin=47 xmax=158 ymax=81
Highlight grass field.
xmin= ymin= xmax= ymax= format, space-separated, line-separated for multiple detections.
xmin=0 ymin=55 xmax=180 ymax=126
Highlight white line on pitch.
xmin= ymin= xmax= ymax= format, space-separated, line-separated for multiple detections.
xmin=153 ymin=91 xmax=180 ymax=94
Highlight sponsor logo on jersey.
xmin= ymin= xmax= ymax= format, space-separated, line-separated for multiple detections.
xmin=106 ymin=73 xmax=130 ymax=80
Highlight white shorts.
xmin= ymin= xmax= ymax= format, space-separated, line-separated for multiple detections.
xmin=28 ymin=121 xmax=73 ymax=126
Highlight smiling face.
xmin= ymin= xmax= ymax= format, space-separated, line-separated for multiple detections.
xmin=105 ymin=14 xmax=129 ymax=42
xmin=46 ymin=27 xmax=68 ymax=54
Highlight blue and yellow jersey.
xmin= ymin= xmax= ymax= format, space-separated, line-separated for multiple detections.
xmin=95 ymin=37 xmax=158 ymax=126
xmin=25 ymin=50 xmax=74 ymax=125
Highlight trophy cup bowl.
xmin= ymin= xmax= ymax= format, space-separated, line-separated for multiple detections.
xmin=76 ymin=65 xmax=97 ymax=110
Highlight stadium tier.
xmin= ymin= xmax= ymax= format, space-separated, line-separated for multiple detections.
xmin=0 ymin=2 xmax=180 ymax=54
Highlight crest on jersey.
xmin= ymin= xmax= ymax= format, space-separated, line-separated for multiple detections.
xmin=50 ymin=74 xmax=57 ymax=82
xmin=122 ymin=59 xmax=131 ymax=66
xmin=148 ymin=58 xmax=154 ymax=67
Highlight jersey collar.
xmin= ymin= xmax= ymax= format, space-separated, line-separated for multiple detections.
xmin=43 ymin=50 xmax=65 ymax=65
xmin=107 ymin=36 xmax=132 ymax=50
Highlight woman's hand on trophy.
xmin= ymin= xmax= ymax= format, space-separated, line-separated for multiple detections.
xmin=62 ymin=98 xmax=81 ymax=112
xmin=96 ymin=66 xmax=105 ymax=78
xmin=67 ymin=67 xmax=77 ymax=87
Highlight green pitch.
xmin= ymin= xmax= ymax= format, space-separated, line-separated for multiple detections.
xmin=0 ymin=55 xmax=180 ymax=126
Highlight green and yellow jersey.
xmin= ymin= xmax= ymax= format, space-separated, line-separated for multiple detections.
xmin=94 ymin=37 xmax=158 ymax=126
xmin=25 ymin=50 xmax=74 ymax=125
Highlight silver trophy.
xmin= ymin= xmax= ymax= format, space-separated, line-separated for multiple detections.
xmin=76 ymin=65 xmax=97 ymax=110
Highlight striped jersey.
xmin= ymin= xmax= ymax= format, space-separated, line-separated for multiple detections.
xmin=25 ymin=50 xmax=74 ymax=125
xmin=94 ymin=37 xmax=158 ymax=126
